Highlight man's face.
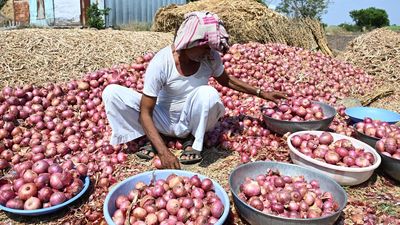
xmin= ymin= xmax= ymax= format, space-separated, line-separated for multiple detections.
xmin=186 ymin=45 xmax=211 ymax=62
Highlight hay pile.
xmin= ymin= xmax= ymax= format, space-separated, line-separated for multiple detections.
xmin=0 ymin=28 xmax=173 ymax=89
xmin=337 ymin=28 xmax=400 ymax=112
xmin=338 ymin=28 xmax=400 ymax=81
xmin=0 ymin=0 xmax=13 ymax=20
xmin=152 ymin=0 xmax=332 ymax=56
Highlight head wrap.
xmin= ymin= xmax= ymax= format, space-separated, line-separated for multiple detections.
xmin=174 ymin=11 xmax=229 ymax=53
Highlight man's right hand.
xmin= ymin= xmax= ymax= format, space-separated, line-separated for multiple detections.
xmin=159 ymin=151 xmax=181 ymax=169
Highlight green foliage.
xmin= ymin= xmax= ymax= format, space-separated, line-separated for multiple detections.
xmin=275 ymin=0 xmax=330 ymax=20
xmin=87 ymin=3 xmax=110 ymax=29
xmin=338 ymin=23 xmax=361 ymax=32
xmin=0 ymin=0 xmax=7 ymax=10
xmin=349 ymin=7 xmax=389 ymax=30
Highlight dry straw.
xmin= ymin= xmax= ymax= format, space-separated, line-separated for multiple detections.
xmin=152 ymin=0 xmax=332 ymax=56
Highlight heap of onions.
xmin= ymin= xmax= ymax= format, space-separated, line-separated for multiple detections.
xmin=238 ymin=169 xmax=339 ymax=218
xmin=262 ymin=97 xmax=326 ymax=122
xmin=0 ymin=160 xmax=86 ymax=210
xmin=291 ymin=132 xmax=375 ymax=167
xmin=355 ymin=117 xmax=400 ymax=139
xmin=111 ymin=174 xmax=224 ymax=225
xmin=375 ymin=137 xmax=400 ymax=159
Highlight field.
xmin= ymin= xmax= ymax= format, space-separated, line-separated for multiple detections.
xmin=0 ymin=27 xmax=399 ymax=225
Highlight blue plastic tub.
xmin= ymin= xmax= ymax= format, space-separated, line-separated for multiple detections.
xmin=345 ymin=107 xmax=400 ymax=124
xmin=0 ymin=176 xmax=90 ymax=216
xmin=103 ymin=170 xmax=230 ymax=225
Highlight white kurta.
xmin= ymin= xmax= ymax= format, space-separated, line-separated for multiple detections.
xmin=102 ymin=46 xmax=226 ymax=151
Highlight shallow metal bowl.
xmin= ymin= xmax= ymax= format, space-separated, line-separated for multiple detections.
xmin=229 ymin=161 xmax=347 ymax=225
xmin=377 ymin=152 xmax=400 ymax=182
xmin=262 ymin=101 xmax=336 ymax=135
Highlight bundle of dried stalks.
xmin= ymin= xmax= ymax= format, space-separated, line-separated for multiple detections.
xmin=152 ymin=0 xmax=332 ymax=55
xmin=338 ymin=28 xmax=400 ymax=112
xmin=0 ymin=28 xmax=173 ymax=89
xmin=338 ymin=28 xmax=400 ymax=81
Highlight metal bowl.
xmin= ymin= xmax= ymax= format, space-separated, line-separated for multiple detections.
xmin=229 ymin=161 xmax=347 ymax=225
xmin=378 ymin=152 xmax=400 ymax=182
xmin=345 ymin=107 xmax=400 ymax=124
xmin=288 ymin=131 xmax=381 ymax=186
xmin=104 ymin=170 xmax=230 ymax=225
xmin=0 ymin=176 xmax=90 ymax=216
xmin=354 ymin=127 xmax=380 ymax=148
xmin=262 ymin=101 xmax=336 ymax=135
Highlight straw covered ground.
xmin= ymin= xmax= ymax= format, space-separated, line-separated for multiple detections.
xmin=0 ymin=28 xmax=400 ymax=225
xmin=338 ymin=28 xmax=400 ymax=113
xmin=152 ymin=0 xmax=332 ymax=56
xmin=0 ymin=28 xmax=173 ymax=89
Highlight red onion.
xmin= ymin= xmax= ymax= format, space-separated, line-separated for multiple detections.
xmin=24 ymin=197 xmax=42 ymax=210
xmin=18 ymin=183 xmax=37 ymax=200
xmin=50 ymin=192 xmax=67 ymax=206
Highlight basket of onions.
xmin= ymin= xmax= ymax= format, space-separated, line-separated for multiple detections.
xmin=229 ymin=161 xmax=347 ymax=225
xmin=0 ymin=159 xmax=90 ymax=216
xmin=354 ymin=117 xmax=400 ymax=147
xmin=103 ymin=170 xmax=230 ymax=225
xmin=287 ymin=131 xmax=381 ymax=186
xmin=261 ymin=99 xmax=336 ymax=135
xmin=375 ymin=137 xmax=400 ymax=181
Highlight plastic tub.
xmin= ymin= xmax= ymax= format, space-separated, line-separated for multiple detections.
xmin=262 ymin=101 xmax=336 ymax=135
xmin=0 ymin=176 xmax=90 ymax=216
xmin=287 ymin=131 xmax=381 ymax=186
xmin=345 ymin=107 xmax=400 ymax=124
xmin=103 ymin=170 xmax=230 ymax=225
xmin=229 ymin=161 xmax=347 ymax=225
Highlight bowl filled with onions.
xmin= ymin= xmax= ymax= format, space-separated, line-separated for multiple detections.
xmin=375 ymin=137 xmax=400 ymax=181
xmin=103 ymin=170 xmax=230 ymax=225
xmin=261 ymin=98 xmax=336 ymax=135
xmin=287 ymin=131 xmax=381 ymax=186
xmin=354 ymin=117 xmax=400 ymax=147
xmin=229 ymin=161 xmax=347 ymax=225
xmin=0 ymin=159 xmax=90 ymax=216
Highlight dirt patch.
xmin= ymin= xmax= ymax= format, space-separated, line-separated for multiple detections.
xmin=0 ymin=28 xmax=173 ymax=89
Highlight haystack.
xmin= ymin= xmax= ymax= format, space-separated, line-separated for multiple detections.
xmin=338 ymin=28 xmax=400 ymax=81
xmin=152 ymin=0 xmax=332 ymax=56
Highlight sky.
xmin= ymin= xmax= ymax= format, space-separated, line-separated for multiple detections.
xmin=267 ymin=0 xmax=400 ymax=26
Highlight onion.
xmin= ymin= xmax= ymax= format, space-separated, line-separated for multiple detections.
xmin=133 ymin=207 xmax=147 ymax=220
xmin=24 ymin=197 xmax=42 ymax=210
xmin=50 ymin=192 xmax=67 ymax=206
xmin=6 ymin=198 xmax=24 ymax=209
xmin=166 ymin=199 xmax=180 ymax=215
xmin=241 ymin=180 xmax=261 ymax=197
xmin=324 ymin=151 xmax=340 ymax=165
xmin=0 ymin=190 xmax=15 ymax=205
xmin=18 ymin=183 xmax=38 ymax=200
xmin=319 ymin=132 xmax=334 ymax=145
xmin=201 ymin=178 xmax=213 ymax=192
xmin=38 ymin=187 xmax=53 ymax=202
xmin=50 ymin=173 xmax=65 ymax=190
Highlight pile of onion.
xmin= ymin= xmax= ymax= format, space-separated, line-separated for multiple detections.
xmin=111 ymin=174 xmax=224 ymax=225
xmin=0 ymin=159 xmax=86 ymax=210
xmin=355 ymin=117 xmax=400 ymax=139
xmin=291 ymin=132 xmax=375 ymax=167
xmin=238 ymin=169 xmax=339 ymax=218
xmin=262 ymin=98 xmax=326 ymax=122
xmin=375 ymin=137 xmax=400 ymax=159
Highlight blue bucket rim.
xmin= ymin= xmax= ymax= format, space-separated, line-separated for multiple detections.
xmin=345 ymin=107 xmax=400 ymax=123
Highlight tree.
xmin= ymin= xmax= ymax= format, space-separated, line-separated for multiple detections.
xmin=275 ymin=0 xmax=330 ymax=20
xmin=349 ymin=7 xmax=389 ymax=29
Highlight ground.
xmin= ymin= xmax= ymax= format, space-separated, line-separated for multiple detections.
xmin=0 ymin=28 xmax=399 ymax=225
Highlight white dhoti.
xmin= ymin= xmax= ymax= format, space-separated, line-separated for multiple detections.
xmin=102 ymin=84 xmax=225 ymax=151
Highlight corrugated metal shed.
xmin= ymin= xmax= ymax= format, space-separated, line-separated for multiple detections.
xmin=104 ymin=0 xmax=186 ymax=27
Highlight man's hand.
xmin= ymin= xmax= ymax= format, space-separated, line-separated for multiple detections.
xmin=159 ymin=151 xmax=181 ymax=169
xmin=261 ymin=91 xmax=287 ymax=103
